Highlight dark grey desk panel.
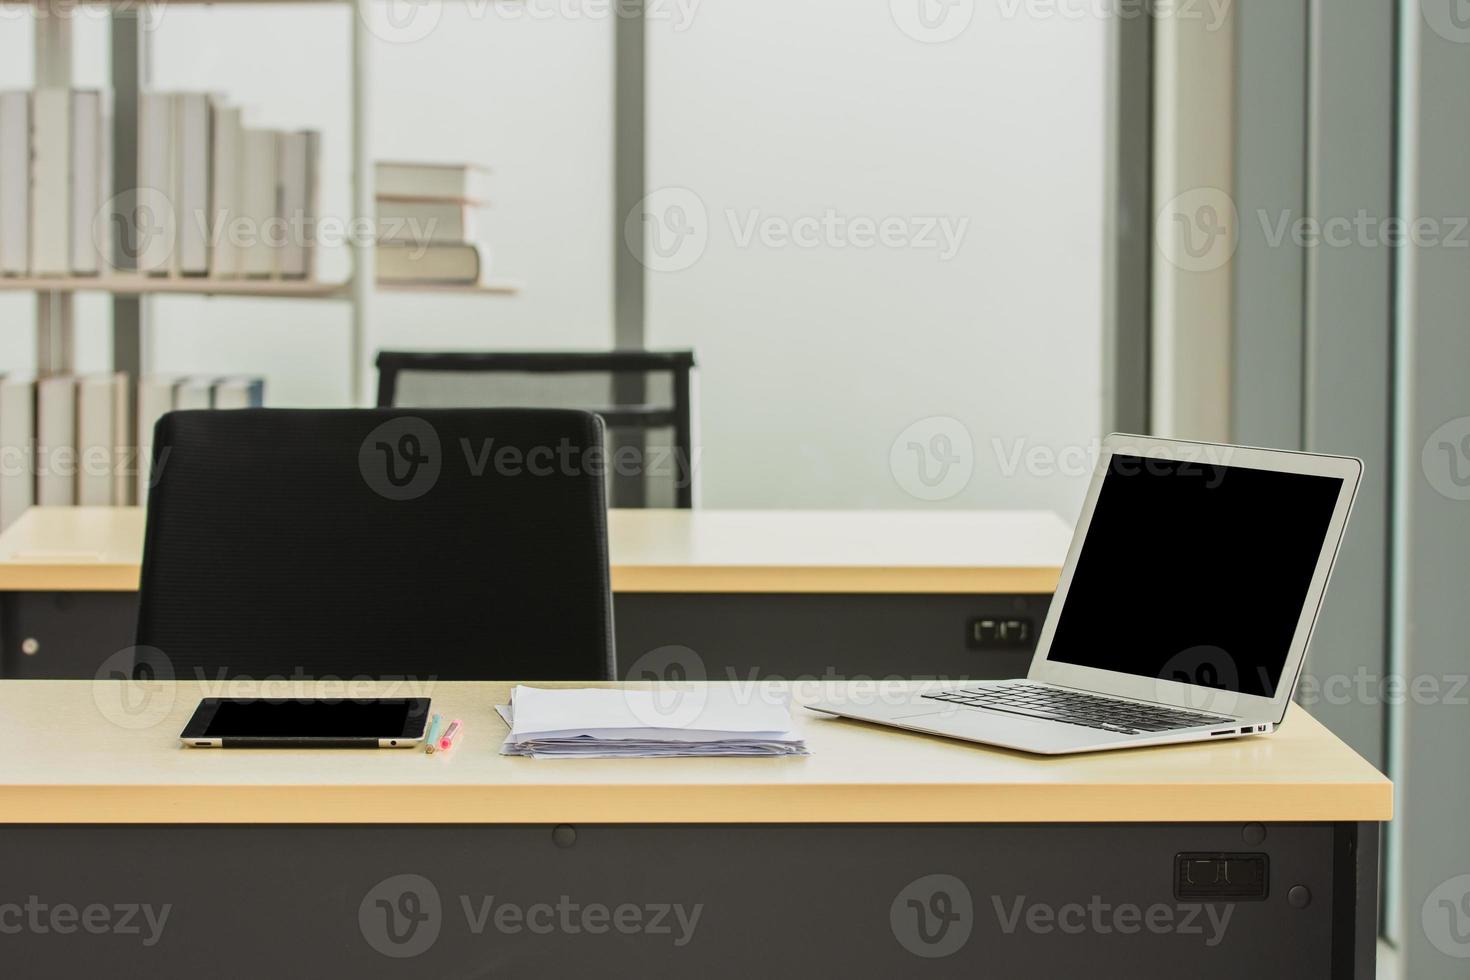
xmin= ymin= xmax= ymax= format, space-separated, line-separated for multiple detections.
xmin=0 ymin=822 xmax=1375 ymax=979
xmin=0 ymin=592 xmax=139 ymax=679
xmin=614 ymin=592 xmax=1048 ymax=681
xmin=1 ymin=592 xmax=1048 ymax=681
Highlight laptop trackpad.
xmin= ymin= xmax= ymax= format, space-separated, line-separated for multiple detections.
xmin=889 ymin=709 xmax=958 ymax=721
xmin=874 ymin=704 xmax=1100 ymax=754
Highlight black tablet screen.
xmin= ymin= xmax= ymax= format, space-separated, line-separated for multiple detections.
xmin=202 ymin=699 xmax=418 ymax=738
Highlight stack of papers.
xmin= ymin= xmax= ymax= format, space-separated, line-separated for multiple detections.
xmin=498 ymin=685 xmax=808 ymax=759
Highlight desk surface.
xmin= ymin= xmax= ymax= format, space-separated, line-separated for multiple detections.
xmin=0 ymin=506 xmax=1073 ymax=594
xmin=0 ymin=680 xmax=1391 ymax=825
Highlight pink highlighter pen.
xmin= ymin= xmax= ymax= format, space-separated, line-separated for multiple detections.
xmin=437 ymin=719 xmax=464 ymax=753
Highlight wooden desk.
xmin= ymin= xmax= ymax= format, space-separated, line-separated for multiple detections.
xmin=0 ymin=680 xmax=1391 ymax=824
xmin=0 ymin=679 xmax=1387 ymax=977
xmin=0 ymin=508 xmax=1072 ymax=681
xmin=0 ymin=507 xmax=1072 ymax=594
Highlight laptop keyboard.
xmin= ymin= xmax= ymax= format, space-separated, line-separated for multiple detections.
xmin=921 ymin=682 xmax=1235 ymax=735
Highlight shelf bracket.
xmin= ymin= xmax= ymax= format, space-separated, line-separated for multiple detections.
xmin=349 ymin=0 xmax=373 ymax=406
xmin=111 ymin=5 xmax=150 ymax=403
xmin=34 ymin=3 xmax=75 ymax=378
xmin=612 ymin=0 xmax=648 ymax=505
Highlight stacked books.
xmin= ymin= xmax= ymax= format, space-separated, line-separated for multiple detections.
xmin=375 ymin=161 xmax=493 ymax=286
xmin=497 ymin=685 xmax=809 ymax=759
xmin=0 ymin=89 xmax=319 ymax=280
xmin=0 ymin=89 xmax=113 ymax=276
xmin=0 ymin=373 xmax=265 ymax=526
xmin=141 ymin=93 xmax=320 ymax=280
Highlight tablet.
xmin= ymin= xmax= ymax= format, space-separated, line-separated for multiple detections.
xmin=180 ymin=698 xmax=431 ymax=748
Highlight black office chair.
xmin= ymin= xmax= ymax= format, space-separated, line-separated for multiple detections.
xmin=134 ymin=408 xmax=614 ymax=681
xmin=375 ymin=350 xmax=697 ymax=509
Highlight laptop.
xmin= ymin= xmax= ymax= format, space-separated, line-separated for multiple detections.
xmin=807 ymin=434 xmax=1362 ymax=754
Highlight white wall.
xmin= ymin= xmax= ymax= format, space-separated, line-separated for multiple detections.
xmin=0 ymin=1 xmax=1106 ymax=518
xmin=647 ymin=0 xmax=1106 ymax=518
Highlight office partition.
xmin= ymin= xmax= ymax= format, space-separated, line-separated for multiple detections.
xmin=1143 ymin=2 xmax=1470 ymax=974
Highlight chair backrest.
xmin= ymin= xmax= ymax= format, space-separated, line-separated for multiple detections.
xmin=135 ymin=408 xmax=614 ymax=681
xmin=375 ymin=350 xmax=697 ymax=509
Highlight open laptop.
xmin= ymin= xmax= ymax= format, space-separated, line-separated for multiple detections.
xmin=807 ymin=434 xmax=1361 ymax=754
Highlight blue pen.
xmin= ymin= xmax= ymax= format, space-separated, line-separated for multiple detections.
xmin=424 ymin=713 xmax=442 ymax=754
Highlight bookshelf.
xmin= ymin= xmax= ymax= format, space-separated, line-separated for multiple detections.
xmin=14 ymin=0 xmax=520 ymax=410
xmin=0 ymin=276 xmax=348 ymax=299
xmin=374 ymin=281 xmax=522 ymax=296
xmin=0 ymin=276 xmax=522 ymax=299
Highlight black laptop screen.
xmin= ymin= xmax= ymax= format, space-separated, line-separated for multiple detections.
xmin=1045 ymin=454 xmax=1343 ymax=698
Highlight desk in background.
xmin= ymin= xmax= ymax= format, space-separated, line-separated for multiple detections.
xmin=0 ymin=507 xmax=1072 ymax=681
xmin=0 ymin=679 xmax=1388 ymax=977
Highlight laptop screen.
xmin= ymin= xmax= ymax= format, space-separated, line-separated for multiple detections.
xmin=1046 ymin=453 xmax=1344 ymax=698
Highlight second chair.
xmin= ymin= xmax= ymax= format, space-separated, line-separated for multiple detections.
xmin=375 ymin=349 xmax=697 ymax=509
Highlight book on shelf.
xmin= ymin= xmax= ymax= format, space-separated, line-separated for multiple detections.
xmin=377 ymin=197 xmax=482 ymax=245
xmin=31 ymin=88 xmax=71 ymax=277
xmin=376 ymin=243 xmax=493 ymax=286
xmin=375 ymin=162 xmax=490 ymax=204
xmin=0 ymin=92 xmax=30 ymax=276
xmin=77 ymin=372 xmax=129 ymax=506
xmin=209 ymin=99 xmax=243 ymax=278
xmin=137 ymin=91 xmax=176 ymax=275
xmin=36 ymin=375 xmax=78 ymax=506
xmin=174 ymin=376 xmax=216 ymax=411
xmin=303 ymin=132 xmax=322 ymax=280
xmin=174 ymin=92 xmax=211 ymax=276
xmin=70 ymin=90 xmax=113 ymax=276
xmin=240 ymin=128 xmax=278 ymax=279
xmin=276 ymin=130 xmax=320 ymax=280
xmin=213 ymin=376 xmax=265 ymax=410
xmin=0 ymin=374 xmax=34 ymax=529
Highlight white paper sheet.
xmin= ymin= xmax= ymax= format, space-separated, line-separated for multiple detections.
xmin=497 ymin=687 xmax=808 ymax=759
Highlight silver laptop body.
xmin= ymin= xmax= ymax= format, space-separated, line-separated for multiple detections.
xmin=807 ymin=434 xmax=1362 ymax=755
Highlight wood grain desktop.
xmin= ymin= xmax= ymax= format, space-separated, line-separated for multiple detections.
xmin=0 ymin=679 xmax=1391 ymax=825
